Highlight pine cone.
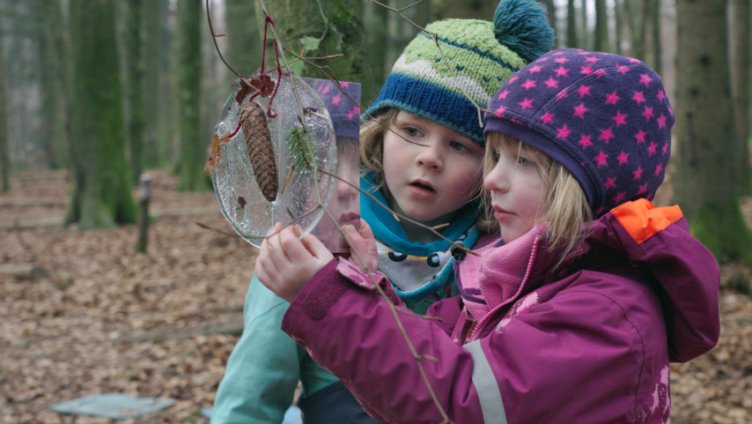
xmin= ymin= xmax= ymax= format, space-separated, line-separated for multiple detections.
xmin=240 ymin=101 xmax=278 ymax=202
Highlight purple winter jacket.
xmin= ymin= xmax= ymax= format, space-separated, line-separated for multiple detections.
xmin=281 ymin=200 xmax=720 ymax=423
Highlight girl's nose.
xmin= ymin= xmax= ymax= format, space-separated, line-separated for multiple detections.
xmin=415 ymin=142 xmax=443 ymax=171
xmin=336 ymin=179 xmax=358 ymax=201
xmin=483 ymin=162 xmax=509 ymax=192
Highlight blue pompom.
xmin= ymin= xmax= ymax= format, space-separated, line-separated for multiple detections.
xmin=494 ymin=0 xmax=554 ymax=63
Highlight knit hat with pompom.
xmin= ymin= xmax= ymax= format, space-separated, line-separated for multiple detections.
xmin=365 ymin=0 xmax=554 ymax=145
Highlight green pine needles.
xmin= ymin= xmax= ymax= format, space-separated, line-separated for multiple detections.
xmin=286 ymin=125 xmax=317 ymax=173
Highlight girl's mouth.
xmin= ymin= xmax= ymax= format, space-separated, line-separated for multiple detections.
xmin=409 ymin=180 xmax=435 ymax=192
xmin=338 ymin=212 xmax=361 ymax=226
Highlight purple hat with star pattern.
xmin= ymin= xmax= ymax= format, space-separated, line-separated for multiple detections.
xmin=484 ymin=48 xmax=674 ymax=216
xmin=313 ymin=79 xmax=361 ymax=140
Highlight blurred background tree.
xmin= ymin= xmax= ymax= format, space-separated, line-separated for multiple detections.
xmin=65 ymin=0 xmax=136 ymax=228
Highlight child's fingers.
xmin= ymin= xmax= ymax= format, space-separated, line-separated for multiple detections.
xmin=356 ymin=219 xmax=374 ymax=241
xmin=279 ymin=225 xmax=313 ymax=261
xmin=300 ymin=232 xmax=331 ymax=259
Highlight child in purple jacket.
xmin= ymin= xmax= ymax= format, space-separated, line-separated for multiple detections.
xmin=255 ymin=48 xmax=721 ymax=423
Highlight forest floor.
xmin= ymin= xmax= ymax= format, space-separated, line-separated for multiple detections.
xmin=0 ymin=170 xmax=750 ymax=423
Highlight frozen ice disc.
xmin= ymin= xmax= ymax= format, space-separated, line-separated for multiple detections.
xmin=210 ymin=73 xmax=336 ymax=246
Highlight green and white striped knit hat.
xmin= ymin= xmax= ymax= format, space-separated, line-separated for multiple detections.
xmin=365 ymin=0 xmax=553 ymax=144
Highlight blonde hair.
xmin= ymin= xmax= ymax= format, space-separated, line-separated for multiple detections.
xmin=359 ymin=109 xmax=399 ymax=188
xmin=483 ymin=132 xmax=593 ymax=262
xmin=359 ymin=108 xmax=490 ymax=228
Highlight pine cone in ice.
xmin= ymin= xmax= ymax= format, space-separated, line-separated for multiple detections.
xmin=240 ymin=101 xmax=278 ymax=202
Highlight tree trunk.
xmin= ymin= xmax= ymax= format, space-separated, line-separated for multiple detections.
xmin=650 ymin=0 xmax=662 ymax=75
xmin=0 ymin=24 xmax=8 ymax=193
xmin=43 ymin=0 xmax=71 ymax=171
xmin=225 ymin=0 xmax=261 ymax=78
xmin=175 ymin=0 xmax=206 ymax=191
xmin=674 ymin=0 xmax=752 ymax=264
xmin=142 ymin=0 xmax=169 ymax=167
xmin=579 ymin=0 xmax=588 ymax=49
xmin=258 ymin=0 xmax=366 ymax=85
xmin=624 ymin=0 xmax=648 ymax=60
xmin=593 ymin=0 xmax=608 ymax=52
xmin=614 ymin=0 xmax=623 ymax=54
xmin=36 ymin=1 xmax=63 ymax=170
xmin=386 ymin=0 xmax=432 ymax=76
xmin=566 ymin=0 xmax=578 ymax=48
xmin=540 ymin=0 xmax=557 ymax=47
xmin=434 ymin=0 xmax=494 ymax=19
xmin=731 ymin=0 xmax=751 ymax=194
xmin=126 ymin=0 xmax=145 ymax=184
xmin=362 ymin=0 xmax=388 ymax=102
xmin=66 ymin=0 xmax=136 ymax=228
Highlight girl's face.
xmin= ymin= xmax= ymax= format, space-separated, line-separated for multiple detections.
xmin=483 ymin=138 xmax=547 ymax=242
xmin=382 ymin=111 xmax=484 ymax=226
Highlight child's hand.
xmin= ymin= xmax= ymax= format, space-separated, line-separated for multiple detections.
xmin=255 ymin=223 xmax=334 ymax=302
xmin=342 ymin=219 xmax=378 ymax=273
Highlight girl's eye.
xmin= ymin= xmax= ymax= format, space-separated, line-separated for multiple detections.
xmin=517 ymin=156 xmax=534 ymax=167
xmin=403 ymin=127 xmax=421 ymax=137
xmin=449 ymin=140 xmax=469 ymax=152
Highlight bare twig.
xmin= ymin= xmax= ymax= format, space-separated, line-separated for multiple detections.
xmin=205 ymin=0 xmax=242 ymax=79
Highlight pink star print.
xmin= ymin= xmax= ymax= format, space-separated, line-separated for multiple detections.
xmin=657 ymin=90 xmax=666 ymax=101
xmin=637 ymin=184 xmax=648 ymax=195
xmin=657 ymin=114 xmax=667 ymax=128
xmin=599 ymin=127 xmax=615 ymax=143
xmin=573 ymin=103 xmax=588 ymax=118
xmin=494 ymin=106 xmax=507 ymax=117
xmin=613 ymin=111 xmax=628 ymax=127
xmin=662 ymin=143 xmax=669 ymax=155
xmin=554 ymin=66 xmax=569 ymax=77
xmin=347 ymin=105 xmax=361 ymax=120
xmin=639 ymin=73 xmax=653 ymax=86
xmin=518 ymin=98 xmax=533 ymax=109
xmin=642 ymin=106 xmax=654 ymax=120
xmin=541 ymin=112 xmax=554 ymax=124
xmin=635 ymin=130 xmax=647 ymax=144
xmin=617 ymin=151 xmax=629 ymax=165
xmin=617 ymin=65 xmax=630 ymax=74
xmin=613 ymin=192 xmax=626 ymax=203
xmin=557 ymin=124 xmax=571 ymax=140
xmin=633 ymin=166 xmax=643 ymax=180
xmin=331 ymin=94 xmax=342 ymax=106
xmin=606 ymin=91 xmax=620 ymax=105
xmin=585 ymin=56 xmax=599 ymax=63
xmin=580 ymin=65 xmax=593 ymax=75
xmin=632 ymin=91 xmax=646 ymax=104
xmin=529 ymin=65 xmax=543 ymax=73
xmin=554 ymin=57 xmax=569 ymax=64
xmin=595 ymin=151 xmax=608 ymax=168
xmin=497 ymin=90 xmax=510 ymax=100
xmin=647 ymin=142 xmax=658 ymax=156
xmin=594 ymin=68 xmax=607 ymax=78
xmin=579 ymin=134 xmax=593 ymax=149
xmin=654 ymin=164 xmax=664 ymax=176
xmin=544 ymin=77 xmax=559 ymax=88
xmin=605 ymin=177 xmax=616 ymax=189
xmin=577 ymin=85 xmax=592 ymax=98
xmin=522 ymin=79 xmax=537 ymax=90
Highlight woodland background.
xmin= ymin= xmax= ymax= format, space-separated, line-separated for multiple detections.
xmin=0 ymin=0 xmax=751 ymax=423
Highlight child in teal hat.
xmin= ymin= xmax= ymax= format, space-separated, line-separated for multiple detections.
xmin=211 ymin=1 xmax=553 ymax=422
